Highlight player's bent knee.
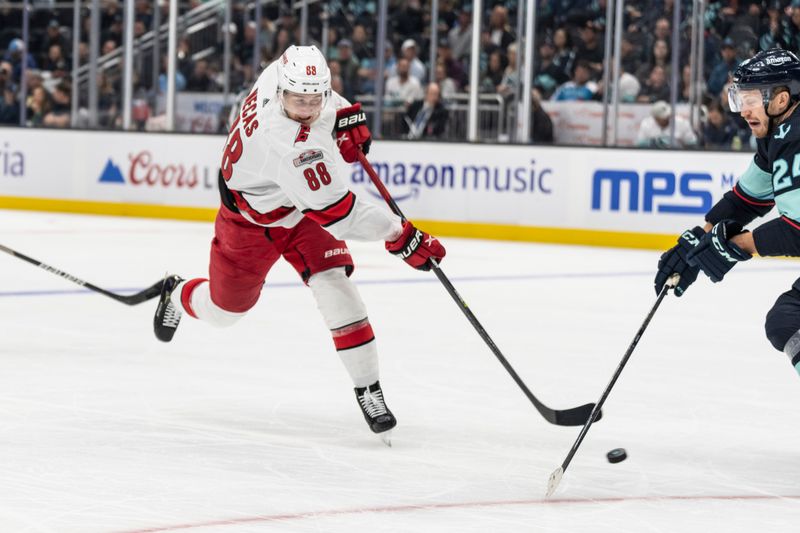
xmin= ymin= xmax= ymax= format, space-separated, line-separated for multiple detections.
xmin=765 ymin=309 xmax=793 ymax=352
xmin=308 ymin=267 xmax=367 ymax=329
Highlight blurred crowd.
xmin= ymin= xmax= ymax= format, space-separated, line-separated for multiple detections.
xmin=0 ymin=0 xmax=799 ymax=148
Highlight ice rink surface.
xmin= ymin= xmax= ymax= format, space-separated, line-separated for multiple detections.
xmin=2 ymin=209 xmax=800 ymax=532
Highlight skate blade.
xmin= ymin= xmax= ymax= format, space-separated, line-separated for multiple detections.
xmin=378 ymin=430 xmax=393 ymax=447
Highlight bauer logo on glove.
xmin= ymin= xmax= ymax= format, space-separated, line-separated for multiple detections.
xmin=337 ymin=111 xmax=367 ymax=129
xmin=385 ymin=221 xmax=446 ymax=271
xmin=335 ymin=103 xmax=371 ymax=163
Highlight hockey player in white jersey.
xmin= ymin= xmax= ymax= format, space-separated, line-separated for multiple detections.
xmin=153 ymin=46 xmax=446 ymax=444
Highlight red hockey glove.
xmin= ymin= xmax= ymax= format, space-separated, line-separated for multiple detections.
xmin=335 ymin=103 xmax=371 ymax=163
xmin=385 ymin=220 xmax=446 ymax=271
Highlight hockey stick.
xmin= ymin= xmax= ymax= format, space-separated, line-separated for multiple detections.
xmin=0 ymin=243 xmax=164 ymax=306
xmin=545 ymin=274 xmax=679 ymax=497
xmin=356 ymin=151 xmax=597 ymax=426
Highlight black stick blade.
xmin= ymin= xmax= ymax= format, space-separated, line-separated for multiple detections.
xmin=115 ymin=279 xmax=165 ymax=305
xmin=553 ymin=403 xmax=601 ymax=426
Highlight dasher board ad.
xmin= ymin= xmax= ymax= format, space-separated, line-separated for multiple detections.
xmin=0 ymin=128 xmax=757 ymax=233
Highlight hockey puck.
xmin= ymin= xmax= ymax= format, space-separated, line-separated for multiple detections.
xmin=606 ymin=448 xmax=627 ymax=464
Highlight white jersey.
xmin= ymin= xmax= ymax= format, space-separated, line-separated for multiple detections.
xmin=220 ymin=61 xmax=402 ymax=242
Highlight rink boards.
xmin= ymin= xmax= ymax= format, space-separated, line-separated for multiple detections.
xmin=0 ymin=127 xmax=755 ymax=249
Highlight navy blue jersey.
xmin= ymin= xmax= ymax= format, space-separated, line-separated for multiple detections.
xmin=707 ymin=104 xmax=800 ymax=257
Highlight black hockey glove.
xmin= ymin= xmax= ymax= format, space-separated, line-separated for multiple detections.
xmin=686 ymin=220 xmax=752 ymax=283
xmin=654 ymin=226 xmax=705 ymax=297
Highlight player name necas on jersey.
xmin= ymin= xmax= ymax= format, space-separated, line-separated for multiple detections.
xmin=217 ymin=60 xmax=400 ymax=243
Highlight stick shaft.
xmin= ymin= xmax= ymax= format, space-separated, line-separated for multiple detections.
xmin=559 ymin=282 xmax=672 ymax=473
xmin=0 ymin=243 xmax=162 ymax=305
xmin=356 ymin=151 xmax=595 ymax=426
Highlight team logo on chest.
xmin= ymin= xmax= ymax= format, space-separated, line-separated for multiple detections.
xmin=774 ymin=123 xmax=792 ymax=140
xmin=295 ymin=124 xmax=311 ymax=144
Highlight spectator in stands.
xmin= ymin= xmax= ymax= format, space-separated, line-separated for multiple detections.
xmin=679 ymin=64 xmax=694 ymax=102
xmin=236 ymin=21 xmax=257 ymax=67
xmin=26 ymin=85 xmax=50 ymax=127
xmin=480 ymin=49 xmax=506 ymax=93
xmin=331 ymin=74 xmax=344 ymax=96
xmin=434 ymin=61 xmax=457 ymax=100
xmin=552 ymin=60 xmax=597 ymax=101
xmin=530 ymin=89 xmax=554 ymax=144
xmin=186 ymin=59 xmax=219 ymax=92
xmin=41 ymin=44 xmax=69 ymax=77
xmin=0 ymin=60 xmax=9 ymax=91
xmin=0 ymin=86 xmax=19 ymax=125
xmin=336 ymin=39 xmax=361 ymax=102
xmin=618 ymin=72 xmax=642 ymax=102
xmin=637 ymin=65 xmax=671 ymax=103
xmin=534 ymin=37 xmax=569 ymax=100
xmin=257 ymin=16 xmax=277 ymax=59
xmin=351 ymin=24 xmax=374 ymax=62
xmin=448 ymin=8 xmax=472 ymax=62
xmin=383 ymin=40 xmax=397 ymax=76
xmin=135 ymin=0 xmax=153 ymax=30
xmin=641 ymin=16 xmax=671 ymax=64
xmin=394 ymin=0 xmax=425 ymax=42
xmin=356 ymin=54 xmax=376 ymax=95
xmin=177 ymin=37 xmax=194 ymax=79
xmin=385 ymin=57 xmax=424 ymax=106
xmin=104 ymin=14 xmax=124 ymax=49
xmin=133 ymin=20 xmax=147 ymax=39
xmin=322 ymin=25 xmax=339 ymax=60
xmin=620 ymin=33 xmax=642 ymax=75
xmin=762 ymin=1 xmax=800 ymax=51
xmin=436 ymin=38 xmax=466 ymax=89
xmin=636 ymin=100 xmax=697 ymax=148
xmin=703 ymin=97 xmax=737 ymax=150
xmin=595 ymin=69 xmax=640 ymax=104
xmin=102 ymin=39 xmax=117 ymax=56
xmin=574 ymin=20 xmax=604 ymax=79
xmin=403 ymin=82 xmax=449 ymax=139
xmin=43 ymin=82 xmax=71 ymax=128
xmin=39 ymin=20 xmax=68 ymax=65
xmin=707 ymin=38 xmax=739 ymax=96
xmin=497 ymin=42 xmax=519 ymax=99
xmin=158 ymin=55 xmax=187 ymax=93
xmin=0 ymin=62 xmax=18 ymax=125
xmin=636 ymin=38 xmax=670 ymax=85
xmin=3 ymin=38 xmax=37 ymax=85
xmin=77 ymin=42 xmax=90 ymax=68
xmin=552 ymin=27 xmax=575 ymax=82
xmin=98 ymin=71 xmax=120 ymax=128
xmin=400 ymin=38 xmax=426 ymax=83
xmin=488 ymin=6 xmax=515 ymax=51
xmin=373 ymin=41 xmax=397 ymax=86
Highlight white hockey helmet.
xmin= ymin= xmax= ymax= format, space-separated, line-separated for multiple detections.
xmin=276 ymin=45 xmax=331 ymax=99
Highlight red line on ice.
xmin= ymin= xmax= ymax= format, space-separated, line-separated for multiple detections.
xmin=116 ymin=493 xmax=800 ymax=532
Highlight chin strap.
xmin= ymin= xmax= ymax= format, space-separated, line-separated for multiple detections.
xmin=765 ymin=93 xmax=797 ymax=134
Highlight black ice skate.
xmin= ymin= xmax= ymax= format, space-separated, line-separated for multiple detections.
xmin=354 ymin=381 xmax=397 ymax=446
xmin=153 ymin=274 xmax=184 ymax=343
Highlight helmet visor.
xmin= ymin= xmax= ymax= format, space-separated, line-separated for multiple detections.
xmin=728 ymin=85 xmax=767 ymax=112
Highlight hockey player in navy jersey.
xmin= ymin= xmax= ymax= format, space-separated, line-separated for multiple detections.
xmin=655 ymin=48 xmax=800 ymax=375
xmin=152 ymin=46 xmax=445 ymax=444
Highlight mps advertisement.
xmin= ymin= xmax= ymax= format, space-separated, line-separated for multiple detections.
xmin=0 ymin=127 xmax=758 ymax=238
